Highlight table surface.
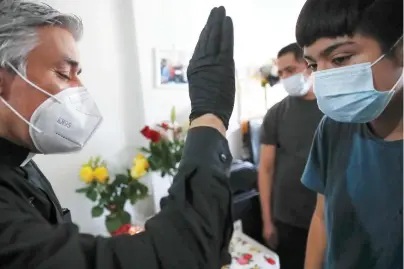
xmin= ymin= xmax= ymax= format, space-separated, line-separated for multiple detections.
xmin=224 ymin=230 xmax=280 ymax=269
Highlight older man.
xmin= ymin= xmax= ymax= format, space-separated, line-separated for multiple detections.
xmin=0 ymin=1 xmax=235 ymax=268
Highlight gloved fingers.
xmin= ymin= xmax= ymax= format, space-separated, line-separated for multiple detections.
xmin=220 ymin=16 xmax=234 ymax=56
xmin=205 ymin=6 xmax=218 ymax=26
xmin=192 ymin=7 xmax=217 ymax=58
xmin=206 ymin=6 xmax=226 ymax=55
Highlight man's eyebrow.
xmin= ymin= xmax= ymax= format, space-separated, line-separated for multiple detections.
xmin=63 ymin=56 xmax=82 ymax=74
xmin=304 ymin=41 xmax=356 ymax=61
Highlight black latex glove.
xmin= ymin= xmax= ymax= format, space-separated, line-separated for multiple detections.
xmin=187 ymin=6 xmax=235 ymax=129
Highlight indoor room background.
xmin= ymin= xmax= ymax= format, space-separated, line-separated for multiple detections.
xmin=33 ymin=0 xmax=305 ymax=235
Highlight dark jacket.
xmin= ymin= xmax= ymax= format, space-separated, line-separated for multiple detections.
xmin=0 ymin=127 xmax=233 ymax=269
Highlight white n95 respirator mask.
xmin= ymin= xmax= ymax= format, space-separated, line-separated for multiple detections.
xmin=0 ymin=63 xmax=103 ymax=154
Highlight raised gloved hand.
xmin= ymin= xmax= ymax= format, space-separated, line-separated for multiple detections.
xmin=187 ymin=6 xmax=235 ymax=129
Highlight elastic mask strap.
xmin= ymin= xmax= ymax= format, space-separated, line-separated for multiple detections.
xmin=391 ymin=72 xmax=403 ymax=91
xmin=371 ymin=54 xmax=386 ymax=67
xmin=371 ymin=35 xmax=404 ymax=67
xmin=0 ymin=97 xmax=42 ymax=133
xmin=391 ymin=35 xmax=403 ymax=50
xmin=6 ymin=62 xmax=62 ymax=103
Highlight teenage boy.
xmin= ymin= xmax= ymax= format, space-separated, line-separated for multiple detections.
xmin=295 ymin=0 xmax=403 ymax=268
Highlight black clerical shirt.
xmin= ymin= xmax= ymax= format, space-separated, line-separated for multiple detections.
xmin=0 ymin=127 xmax=233 ymax=269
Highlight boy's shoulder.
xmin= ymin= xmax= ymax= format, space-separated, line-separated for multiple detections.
xmin=318 ymin=116 xmax=360 ymax=138
xmin=316 ymin=116 xmax=363 ymax=155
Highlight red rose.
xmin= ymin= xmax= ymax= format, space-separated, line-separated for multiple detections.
xmin=243 ymin=253 xmax=253 ymax=260
xmin=160 ymin=122 xmax=169 ymax=130
xmin=140 ymin=126 xmax=151 ymax=138
xmin=149 ymin=129 xmax=161 ymax=143
xmin=111 ymin=224 xmax=132 ymax=236
xmin=140 ymin=126 xmax=161 ymax=143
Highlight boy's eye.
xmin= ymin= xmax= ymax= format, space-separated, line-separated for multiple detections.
xmin=332 ymin=55 xmax=352 ymax=66
xmin=308 ymin=64 xmax=317 ymax=72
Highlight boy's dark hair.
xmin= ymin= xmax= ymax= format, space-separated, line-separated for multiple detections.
xmin=277 ymin=43 xmax=304 ymax=61
xmin=295 ymin=0 xmax=403 ymax=53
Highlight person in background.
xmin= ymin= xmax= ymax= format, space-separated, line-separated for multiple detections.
xmin=0 ymin=2 xmax=236 ymax=268
xmin=258 ymin=43 xmax=323 ymax=269
xmin=296 ymin=0 xmax=403 ymax=268
xmin=160 ymin=58 xmax=170 ymax=83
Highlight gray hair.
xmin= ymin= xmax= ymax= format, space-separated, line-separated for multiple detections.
xmin=0 ymin=0 xmax=83 ymax=75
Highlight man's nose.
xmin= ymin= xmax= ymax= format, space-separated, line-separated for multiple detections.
xmin=70 ymin=77 xmax=84 ymax=88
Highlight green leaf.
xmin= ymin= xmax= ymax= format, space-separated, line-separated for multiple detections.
xmin=94 ymin=156 xmax=101 ymax=166
xmin=129 ymin=193 xmax=138 ymax=204
xmin=114 ymin=174 xmax=129 ymax=185
xmin=148 ymin=156 xmax=159 ymax=171
xmin=118 ymin=210 xmax=131 ymax=225
xmin=91 ymin=206 xmax=104 ymax=217
xmin=170 ymin=106 xmax=176 ymax=123
xmin=88 ymin=157 xmax=94 ymax=168
xmin=140 ymin=147 xmax=151 ymax=153
xmin=138 ymin=185 xmax=149 ymax=199
xmin=105 ymin=215 xmax=122 ymax=233
xmin=76 ymin=186 xmax=90 ymax=193
xmin=86 ymin=189 xmax=98 ymax=201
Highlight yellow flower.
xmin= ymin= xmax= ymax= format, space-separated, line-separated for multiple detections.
xmin=134 ymin=153 xmax=145 ymax=161
xmin=133 ymin=154 xmax=149 ymax=169
xmin=93 ymin=166 xmax=109 ymax=184
xmin=80 ymin=166 xmax=94 ymax=184
xmin=131 ymin=157 xmax=149 ymax=179
xmin=261 ymin=78 xmax=268 ymax=87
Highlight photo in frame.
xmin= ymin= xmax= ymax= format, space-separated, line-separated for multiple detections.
xmin=153 ymin=48 xmax=192 ymax=88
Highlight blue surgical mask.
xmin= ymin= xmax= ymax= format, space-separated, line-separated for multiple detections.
xmin=313 ymin=36 xmax=403 ymax=123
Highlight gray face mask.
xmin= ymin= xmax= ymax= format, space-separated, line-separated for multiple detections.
xmin=0 ymin=63 xmax=103 ymax=153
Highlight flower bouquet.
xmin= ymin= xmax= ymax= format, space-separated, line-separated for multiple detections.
xmin=255 ymin=60 xmax=279 ymax=109
xmin=139 ymin=107 xmax=188 ymax=178
xmin=76 ymin=155 xmax=149 ymax=235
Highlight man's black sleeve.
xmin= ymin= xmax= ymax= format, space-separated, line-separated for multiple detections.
xmin=0 ymin=126 xmax=233 ymax=269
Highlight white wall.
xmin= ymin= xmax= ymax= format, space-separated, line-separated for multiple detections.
xmin=131 ymin=0 xmax=305 ymax=157
xmin=132 ymin=0 xmax=305 ymax=124
xmin=32 ymin=0 xmax=305 ymax=235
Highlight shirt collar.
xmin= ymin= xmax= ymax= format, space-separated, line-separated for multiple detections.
xmin=0 ymin=137 xmax=35 ymax=167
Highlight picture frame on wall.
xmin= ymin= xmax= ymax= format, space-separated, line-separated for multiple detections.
xmin=153 ymin=48 xmax=191 ymax=89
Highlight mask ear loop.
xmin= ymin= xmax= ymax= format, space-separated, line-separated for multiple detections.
xmin=371 ymin=35 xmax=404 ymax=67
xmin=386 ymin=36 xmax=403 ymax=91
xmin=6 ymin=62 xmax=62 ymax=104
xmin=370 ymin=36 xmax=404 ymax=92
xmin=391 ymin=72 xmax=403 ymax=91
xmin=0 ymin=97 xmax=42 ymax=133
xmin=0 ymin=62 xmax=63 ymax=133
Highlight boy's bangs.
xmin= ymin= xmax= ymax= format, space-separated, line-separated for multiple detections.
xmin=295 ymin=0 xmax=372 ymax=47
